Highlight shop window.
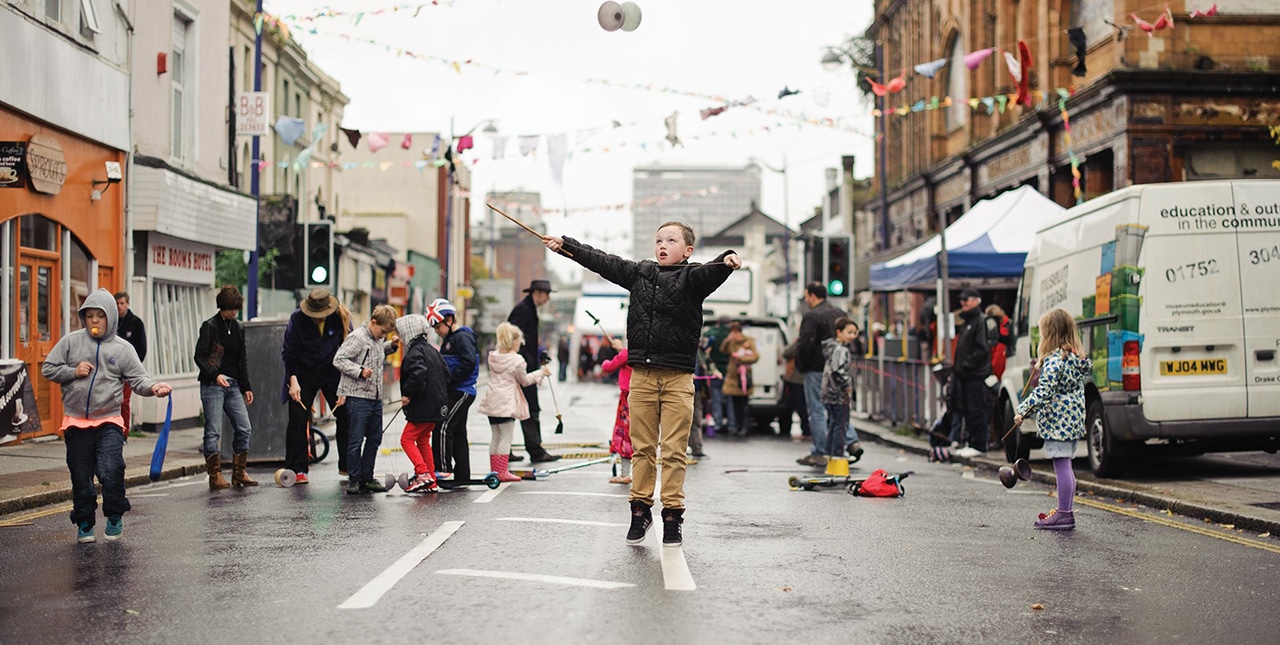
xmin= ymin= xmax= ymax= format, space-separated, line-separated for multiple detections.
xmin=68 ymin=237 xmax=91 ymax=332
xmin=19 ymin=214 xmax=57 ymax=252
xmin=151 ymin=281 xmax=204 ymax=377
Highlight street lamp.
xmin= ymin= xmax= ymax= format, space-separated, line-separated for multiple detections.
xmin=749 ymin=156 xmax=793 ymax=318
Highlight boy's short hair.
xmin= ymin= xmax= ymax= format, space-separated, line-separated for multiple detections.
xmin=834 ymin=316 xmax=857 ymax=333
xmin=805 ymin=282 xmax=827 ymax=299
xmin=728 ymin=321 xmax=743 ymax=333
xmin=496 ymin=322 xmax=524 ymax=352
xmin=657 ymin=221 xmax=696 ymax=246
xmin=113 ymin=291 xmax=129 ymax=303
xmin=215 ymin=285 xmax=243 ymax=311
xmin=371 ymin=304 xmax=398 ymax=328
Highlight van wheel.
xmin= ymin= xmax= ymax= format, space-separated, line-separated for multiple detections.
xmin=1086 ymin=398 xmax=1129 ymax=477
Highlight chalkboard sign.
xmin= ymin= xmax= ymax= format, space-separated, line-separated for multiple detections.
xmin=220 ymin=320 xmax=290 ymax=461
xmin=0 ymin=142 xmax=26 ymax=189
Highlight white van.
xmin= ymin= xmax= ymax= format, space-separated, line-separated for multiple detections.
xmin=998 ymin=180 xmax=1280 ymax=477
xmin=702 ymin=317 xmax=788 ymax=430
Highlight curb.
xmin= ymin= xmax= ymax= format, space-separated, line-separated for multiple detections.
xmin=0 ymin=458 xmax=208 ymax=517
xmin=852 ymin=417 xmax=1280 ymax=536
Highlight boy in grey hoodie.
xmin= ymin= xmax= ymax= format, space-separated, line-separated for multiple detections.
xmin=819 ymin=317 xmax=863 ymax=463
xmin=42 ymin=289 xmax=172 ymax=543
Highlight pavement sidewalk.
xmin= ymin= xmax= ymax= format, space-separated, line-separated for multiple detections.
xmin=850 ymin=415 xmax=1280 ymax=535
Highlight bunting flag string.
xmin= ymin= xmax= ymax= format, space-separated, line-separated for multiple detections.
xmin=483 ymin=184 xmax=726 ymax=217
xmin=266 ymin=2 xmax=465 ymax=25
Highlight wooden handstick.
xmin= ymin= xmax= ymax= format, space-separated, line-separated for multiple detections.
xmin=486 ymin=202 xmax=573 ymax=257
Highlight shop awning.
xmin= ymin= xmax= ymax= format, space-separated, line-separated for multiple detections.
xmin=869 ymin=185 xmax=1065 ymax=291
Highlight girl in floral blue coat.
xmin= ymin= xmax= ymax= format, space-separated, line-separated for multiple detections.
xmin=1013 ymin=308 xmax=1092 ymax=530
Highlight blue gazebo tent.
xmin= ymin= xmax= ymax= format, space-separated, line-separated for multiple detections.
xmin=869 ymin=185 xmax=1066 ymax=291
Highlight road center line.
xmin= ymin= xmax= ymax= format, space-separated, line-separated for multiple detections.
xmin=1075 ymin=497 xmax=1280 ymax=555
xmin=515 ymin=491 xmax=629 ymax=498
xmin=338 ymin=520 xmax=464 ymax=609
xmin=660 ymin=546 xmax=697 ymax=591
xmin=496 ymin=517 xmax=627 ymax=527
xmin=435 ymin=569 xmax=634 ymax=589
xmin=473 ymin=482 xmax=512 ymax=504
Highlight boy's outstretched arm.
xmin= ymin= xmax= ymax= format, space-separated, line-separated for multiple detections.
xmin=545 ymin=235 xmax=639 ymax=290
xmin=689 ymin=249 xmax=741 ymax=298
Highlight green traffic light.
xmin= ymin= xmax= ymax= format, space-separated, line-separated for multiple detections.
xmin=311 ymin=266 xmax=329 ymax=284
xmin=828 ymin=279 xmax=845 ymax=296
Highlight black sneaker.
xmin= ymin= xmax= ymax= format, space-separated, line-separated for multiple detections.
xmin=625 ymin=501 xmax=653 ymax=545
xmin=360 ymin=480 xmax=389 ymax=494
xmin=347 ymin=479 xmax=362 ymax=495
xmin=661 ymin=508 xmax=684 ymax=546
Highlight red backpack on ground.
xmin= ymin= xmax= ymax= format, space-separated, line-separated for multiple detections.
xmin=848 ymin=469 xmax=911 ymax=497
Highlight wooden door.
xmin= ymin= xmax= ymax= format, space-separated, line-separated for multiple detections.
xmin=15 ymin=254 xmax=61 ymax=437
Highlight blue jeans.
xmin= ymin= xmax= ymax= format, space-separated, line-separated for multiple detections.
xmin=65 ymin=424 xmax=129 ymax=526
xmin=345 ymin=397 xmax=384 ymax=482
xmin=804 ymin=371 xmax=827 ymax=456
xmin=710 ymin=375 xmax=734 ymax=430
xmin=825 ymin=403 xmax=850 ymax=456
xmin=200 ymin=379 xmax=253 ymax=456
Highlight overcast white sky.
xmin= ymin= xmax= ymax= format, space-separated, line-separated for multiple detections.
xmin=265 ymin=0 xmax=876 ymax=282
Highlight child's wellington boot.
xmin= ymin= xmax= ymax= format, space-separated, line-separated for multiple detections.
xmin=491 ymin=454 xmax=521 ymax=482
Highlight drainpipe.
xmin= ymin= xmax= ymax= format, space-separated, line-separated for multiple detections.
xmin=114 ymin=1 xmax=135 ymax=294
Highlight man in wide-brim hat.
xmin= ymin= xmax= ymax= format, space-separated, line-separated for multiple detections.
xmin=280 ymin=288 xmax=352 ymax=483
xmin=507 ymin=280 xmax=560 ymax=463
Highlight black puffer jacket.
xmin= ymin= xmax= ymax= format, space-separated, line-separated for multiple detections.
xmin=561 ymin=236 xmax=736 ymax=373
xmin=953 ymin=307 xmax=992 ymax=379
xmin=795 ymin=299 xmax=844 ymax=373
xmin=397 ymin=316 xmax=451 ymax=423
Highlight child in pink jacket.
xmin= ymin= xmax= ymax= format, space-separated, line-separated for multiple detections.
xmin=476 ymin=322 xmax=549 ymax=482
xmin=601 ymin=337 xmax=633 ymax=484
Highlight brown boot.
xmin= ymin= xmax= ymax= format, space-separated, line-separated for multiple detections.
xmin=231 ymin=452 xmax=258 ymax=487
xmin=206 ymin=454 xmax=231 ymax=490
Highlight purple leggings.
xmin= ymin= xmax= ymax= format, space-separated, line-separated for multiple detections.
xmin=1053 ymin=457 xmax=1076 ymax=512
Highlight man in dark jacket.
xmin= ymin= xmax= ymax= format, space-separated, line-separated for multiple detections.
xmin=794 ymin=283 xmax=845 ymax=466
xmin=508 ymin=280 xmax=559 ymax=463
xmin=951 ymin=288 xmax=993 ymax=453
xmin=280 ymin=288 xmax=351 ymax=482
xmin=114 ymin=292 xmax=146 ymax=430
xmin=428 ymin=298 xmax=481 ymax=484
xmin=543 ymin=223 xmax=740 ymax=547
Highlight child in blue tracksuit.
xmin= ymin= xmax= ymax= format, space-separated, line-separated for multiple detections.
xmin=1013 ymin=308 xmax=1092 ymax=531
xmin=42 ymin=289 xmax=172 ymax=543
xmin=427 ymin=298 xmax=479 ymax=485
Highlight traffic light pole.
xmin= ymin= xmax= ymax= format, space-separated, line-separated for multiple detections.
xmin=246 ymin=0 xmax=264 ymax=319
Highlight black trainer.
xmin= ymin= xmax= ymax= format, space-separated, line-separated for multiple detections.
xmin=661 ymin=508 xmax=684 ymax=546
xmin=626 ymin=501 xmax=653 ymax=545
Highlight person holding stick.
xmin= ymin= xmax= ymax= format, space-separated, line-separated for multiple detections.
xmin=507 ymin=280 xmax=560 ymax=463
xmin=542 ymin=220 xmax=741 ymax=547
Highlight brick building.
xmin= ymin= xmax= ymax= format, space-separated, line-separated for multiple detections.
xmin=863 ymin=0 xmax=1280 ymax=325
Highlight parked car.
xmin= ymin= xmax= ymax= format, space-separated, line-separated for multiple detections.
xmin=703 ymin=316 xmax=788 ymax=432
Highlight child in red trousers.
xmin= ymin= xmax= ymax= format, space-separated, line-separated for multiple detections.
xmin=601 ymin=337 xmax=633 ymax=484
xmin=476 ymin=322 xmax=549 ymax=482
xmin=396 ymin=314 xmax=450 ymax=493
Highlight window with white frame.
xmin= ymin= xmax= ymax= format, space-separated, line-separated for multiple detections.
xmin=45 ymin=0 xmax=61 ymax=21
xmin=151 ymin=281 xmax=205 ymax=377
xmin=946 ymin=34 xmax=967 ymax=132
xmin=79 ymin=0 xmax=101 ymax=37
xmin=171 ymin=12 xmax=193 ymax=161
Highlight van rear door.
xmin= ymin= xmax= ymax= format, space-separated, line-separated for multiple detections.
xmin=1231 ymin=181 xmax=1280 ymax=417
xmin=1139 ymin=182 xmax=1247 ymax=422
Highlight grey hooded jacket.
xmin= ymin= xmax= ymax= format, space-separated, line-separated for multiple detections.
xmin=42 ymin=288 xmax=157 ymax=421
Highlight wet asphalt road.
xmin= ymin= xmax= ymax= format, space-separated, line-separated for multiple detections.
xmin=2 ymin=380 xmax=1280 ymax=644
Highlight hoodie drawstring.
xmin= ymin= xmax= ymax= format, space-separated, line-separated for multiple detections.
xmin=84 ymin=342 xmax=101 ymax=418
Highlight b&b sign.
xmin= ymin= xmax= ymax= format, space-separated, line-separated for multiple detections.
xmin=236 ymin=92 xmax=271 ymax=137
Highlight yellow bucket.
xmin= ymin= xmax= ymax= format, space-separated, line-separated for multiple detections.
xmin=825 ymin=456 xmax=849 ymax=477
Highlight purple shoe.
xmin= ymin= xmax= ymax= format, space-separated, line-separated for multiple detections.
xmin=1034 ymin=509 xmax=1075 ymax=531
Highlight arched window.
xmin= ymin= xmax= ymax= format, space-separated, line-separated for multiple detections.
xmin=946 ymin=34 xmax=967 ymax=132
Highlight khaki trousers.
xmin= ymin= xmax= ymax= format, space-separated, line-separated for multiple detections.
xmin=627 ymin=366 xmax=694 ymax=509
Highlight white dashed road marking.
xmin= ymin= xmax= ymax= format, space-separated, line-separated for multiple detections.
xmin=516 ymin=491 xmax=628 ymax=498
xmin=495 ymin=517 xmax=627 ymax=527
xmin=660 ymin=545 xmax=696 ymax=591
xmin=339 ymin=521 xmax=464 ymax=609
xmin=473 ymin=482 xmax=513 ymax=504
xmin=435 ymin=569 xmax=634 ymax=589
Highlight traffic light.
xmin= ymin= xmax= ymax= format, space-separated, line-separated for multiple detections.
xmin=304 ymin=221 xmax=333 ymax=288
xmin=827 ymin=235 xmax=850 ymax=297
